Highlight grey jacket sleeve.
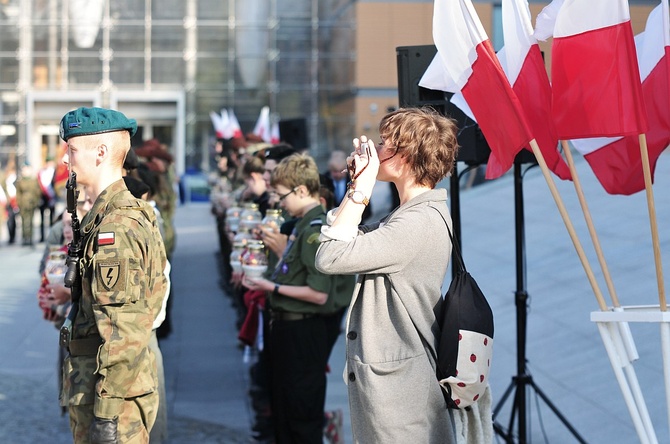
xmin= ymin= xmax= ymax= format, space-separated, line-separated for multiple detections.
xmin=316 ymin=205 xmax=439 ymax=276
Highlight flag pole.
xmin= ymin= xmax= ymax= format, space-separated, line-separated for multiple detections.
xmin=638 ymin=133 xmax=666 ymax=311
xmin=562 ymin=140 xmax=659 ymax=440
xmin=639 ymin=132 xmax=670 ymax=438
xmin=528 ymin=139 xmax=608 ymax=311
xmin=560 ymin=140 xmax=621 ymax=308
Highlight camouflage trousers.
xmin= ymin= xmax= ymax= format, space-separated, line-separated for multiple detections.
xmin=69 ymin=391 xmax=158 ymax=444
xmin=19 ymin=208 xmax=35 ymax=242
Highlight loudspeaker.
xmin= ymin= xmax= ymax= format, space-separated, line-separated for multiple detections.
xmin=397 ymin=45 xmax=445 ymax=108
xmin=396 ymin=45 xmax=490 ymax=166
xmin=279 ymin=118 xmax=309 ymax=150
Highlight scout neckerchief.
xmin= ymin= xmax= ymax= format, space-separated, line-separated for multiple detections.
xmin=271 ymin=225 xmax=298 ymax=280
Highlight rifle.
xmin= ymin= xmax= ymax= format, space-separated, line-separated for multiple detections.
xmin=59 ymin=172 xmax=83 ymax=348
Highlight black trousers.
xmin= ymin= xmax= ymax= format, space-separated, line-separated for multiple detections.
xmin=39 ymin=200 xmax=55 ymax=241
xmin=323 ymin=307 xmax=346 ymax=361
xmin=6 ymin=204 xmax=16 ymax=243
xmin=270 ymin=315 xmax=329 ymax=444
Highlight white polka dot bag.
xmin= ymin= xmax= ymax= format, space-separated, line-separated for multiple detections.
xmin=436 ymin=213 xmax=494 ymax=409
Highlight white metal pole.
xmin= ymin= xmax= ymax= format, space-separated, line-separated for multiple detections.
xmin=597 ymin=322 xmax=651 ymax=444
xmin=610 ymin=321 xmax=658 ymax=443
xmin=660 ymin=322 xmax=670 ymax=440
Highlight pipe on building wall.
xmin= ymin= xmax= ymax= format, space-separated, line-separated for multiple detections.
xmin=68 ymin=0 xmax=105 ymax=49
xmin=235 ymin=0 xmax=270 ymax=89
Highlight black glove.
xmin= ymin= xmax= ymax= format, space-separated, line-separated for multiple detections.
xmin=89 ymin=417 xmax=119 ymax=444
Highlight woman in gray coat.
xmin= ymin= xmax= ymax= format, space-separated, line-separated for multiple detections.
xmin=316 ymin=107 xmax=493 ymax=443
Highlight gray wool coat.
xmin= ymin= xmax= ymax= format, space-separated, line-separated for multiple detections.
xmin=316 ymin=189 xmax=457 ymax=443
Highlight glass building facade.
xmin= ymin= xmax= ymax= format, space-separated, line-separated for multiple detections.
xmin=0 ymin=0 xmax=356 ymax=173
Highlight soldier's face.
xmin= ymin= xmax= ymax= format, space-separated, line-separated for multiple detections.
xmin=62 ymin=138 xmax=96 ymax=183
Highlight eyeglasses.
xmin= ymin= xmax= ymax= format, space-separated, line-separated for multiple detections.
xmin=277 ymin=187 xmax=298 ymax=202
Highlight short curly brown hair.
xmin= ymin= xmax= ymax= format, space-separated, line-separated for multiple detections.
xmin=271 ymin=153 xmax=321 ymax=196
xmin=378 ymin=107 xmax=459 ymax=188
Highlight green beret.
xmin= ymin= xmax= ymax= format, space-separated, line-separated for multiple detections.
xmin=59 ymin=107 xmax=137 ymax=141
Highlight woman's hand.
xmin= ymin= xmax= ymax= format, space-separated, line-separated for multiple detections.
xmin=348 ymin=135 xmax=379 ymax=196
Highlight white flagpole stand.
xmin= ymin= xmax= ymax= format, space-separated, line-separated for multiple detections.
xmin=592 ymin=306 xmax=670 ymax=443
xmin=660 ymin=322 xmax=670 ymax=439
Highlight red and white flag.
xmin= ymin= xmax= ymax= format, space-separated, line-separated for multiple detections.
xmin=98 ymin=232 xmax=115 ymax=246
xmin=488 ymin=0 xmax=571 ymax=180
xmin=270 ymin=120 xmax=280 ymax=144
xmin=228 ymin=109 xmax=244 ymax=139
xmin=419 ymin=0 xmax=532 ymax=179
xmin=571 ymin=1 xmax=670 ymax=195
xmin=210 ymin=109 xmax=237 ymax=139
xmin=209 ymin=111 xmax=225 ymax=139
xmin=551 ymin=0 xmax=648 ymax=139
xmin=253 ymin=106 xmax=272 ymax=143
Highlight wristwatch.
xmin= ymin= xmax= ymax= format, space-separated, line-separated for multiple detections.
xmin=348 ymin=189 xmax=370 ymax=206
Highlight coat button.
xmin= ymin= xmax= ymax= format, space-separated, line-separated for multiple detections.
xmin=347 ymin=331 xmax=357 ymax=340
xmin=348 ymin=372 xmax=356 ymax=382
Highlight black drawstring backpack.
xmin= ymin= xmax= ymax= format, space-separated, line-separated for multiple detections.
xmin=436 ymin=210 xmax=494 ymax=409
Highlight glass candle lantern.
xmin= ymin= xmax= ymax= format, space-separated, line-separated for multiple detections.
xmin=225 ymin=206 xmax=243 ymax=233
xmin=242 ymin=240 xmax=268 ymax=278
xmin=233 ymin=227 xmax=253 ymax=246
xmin=261 ymin=209 xmax=285 ymax=233
xmin=45 ymin=251 xmax=68 ymax=285
xmin=239 ymin=203 xmax=262 ymax=232
xmin=229 ymin=241 xmax=246 ymax=274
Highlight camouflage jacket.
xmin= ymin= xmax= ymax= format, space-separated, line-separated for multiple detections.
xmin=14 ymin=175 xmax=41 ymax=210
xmin=62 ymin=179 xmax=167 ymax=420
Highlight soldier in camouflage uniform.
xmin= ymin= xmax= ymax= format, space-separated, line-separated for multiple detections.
xmin=14 ymin=164 xmax=42 ymax=246
xmin=135 ymin=139 xmax=177 ymax=259
xmin=58 ymin=107 xmax=168 ymax=444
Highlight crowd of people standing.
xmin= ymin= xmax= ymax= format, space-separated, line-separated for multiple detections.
xmin=209 ymin=134 xmax=358 ymax=444
xmin=211 ymin=107 xmax=493 ymax=444
xmin=0 ymin=158 xmax=65 ymax=247
xmin=17 ymin=105 xmax=495 ymax=444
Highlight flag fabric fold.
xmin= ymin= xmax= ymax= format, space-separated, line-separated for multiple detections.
xmin=533 ymin=0 xmax=564 ymax=42
xmin=551 ymin=0 xmax=648 ymax=139
xmin=253 ymin=106 xmax=272 ymax=143
xmin=270 ymin=120 xmax=280 ymax=144
xmin=228 ymin=109 xmax=244 ymax=139
xmin=218 ymin=109 xmax=234 ymax=139
xmin=209 ymin=111 xmax=225 ymax=139
xmin=420 ymin=0 xmax=532 ymax=179
xmin=571 ymin=1 xmax=670 ymax=195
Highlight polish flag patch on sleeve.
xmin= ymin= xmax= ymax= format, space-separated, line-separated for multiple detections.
xmin=98 ymin=232 xmax=115 ymax=246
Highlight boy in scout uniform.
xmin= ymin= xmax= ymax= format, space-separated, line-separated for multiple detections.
xmin=243 ymin=153 xmax=353 ymax=444
xmin=59 ymin=107 xmax=168 ymax=444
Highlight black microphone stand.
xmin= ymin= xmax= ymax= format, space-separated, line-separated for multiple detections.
xmin=450 ymin=155 xmax=587 ymax=443
xmin=490 ymin=158 xmax=587 ymax=444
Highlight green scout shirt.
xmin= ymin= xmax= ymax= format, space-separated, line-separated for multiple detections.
xmin=61 ymin=179 xmax=167 ymax=420
xmin=263 ymin=212 xmax=296 ymax=283
xmin=270 ymin=205 xmax=332 ymax=314
xmin=314 ymin=269 xmax=355 ymax=316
